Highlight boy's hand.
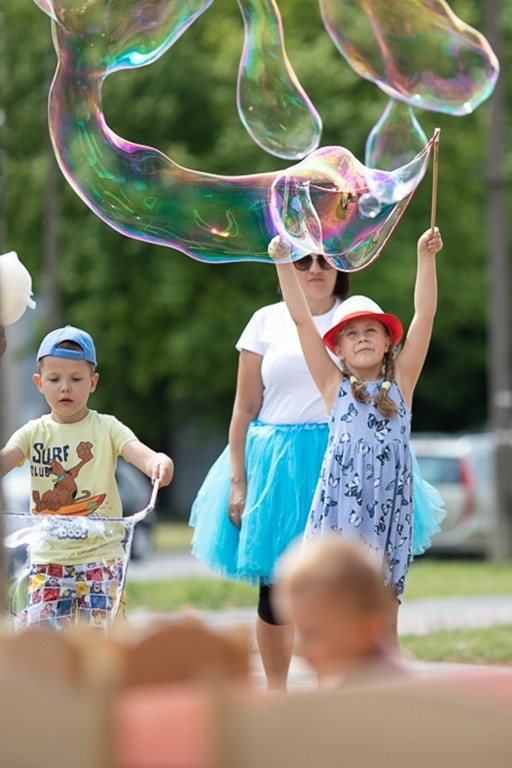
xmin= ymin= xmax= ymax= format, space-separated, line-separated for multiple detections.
xmin=418 ymin=227 xmax=443 ymax=256
xmin=268 ymin=235 xmax=291 ymax=261
xmin=151 ymin=453 xmax=174 ymax=487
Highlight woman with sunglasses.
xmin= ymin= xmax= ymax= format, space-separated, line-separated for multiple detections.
xmin=190 ymin=252 xmax=349 ymax=691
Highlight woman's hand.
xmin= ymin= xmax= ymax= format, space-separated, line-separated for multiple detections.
xmin=228 ymin=479 xmax=246 ymax=528
xmin=268 ymin=235 xmax=291 ymax=261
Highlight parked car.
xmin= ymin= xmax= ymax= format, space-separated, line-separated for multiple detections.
xmin=1 ymin=457 xmax=156 ymax=560
xmin=411 ymin=432 xmax=496 ymax=557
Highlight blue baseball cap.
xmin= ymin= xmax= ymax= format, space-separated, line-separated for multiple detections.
xmin=37 ymin=325 xmax=97 ymax=365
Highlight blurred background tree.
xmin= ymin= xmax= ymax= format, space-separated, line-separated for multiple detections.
xmin=1 ymin=0 xmax=511 ymax=513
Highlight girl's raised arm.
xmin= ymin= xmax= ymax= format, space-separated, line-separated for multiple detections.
xmin=268 ymin=237 xmax=342 ymax=410
xmin=395 ymin=228 xmax=443 ymax=406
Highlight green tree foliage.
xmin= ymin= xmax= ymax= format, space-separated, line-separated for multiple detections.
xmin=1 ymin=0 xmax=511 ymax=447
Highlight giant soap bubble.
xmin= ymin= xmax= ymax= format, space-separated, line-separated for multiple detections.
xmin=31 ymin=0 xmax=497 ymax=268
xmin=365 ymin=100 xmax=429 ymax=171
xmin=270 ymin=139 xmax=433 ymax=269
xmin=236 ymin=0 xmax=322 ymax=159
xmin=320 ymin=0 xmax=499 ymax=116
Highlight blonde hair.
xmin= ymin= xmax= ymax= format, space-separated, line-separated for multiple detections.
xmin=342 ymin=347 xmax=398 ymax=419
xmin=276 ymin=538 xmax=388 ymax=617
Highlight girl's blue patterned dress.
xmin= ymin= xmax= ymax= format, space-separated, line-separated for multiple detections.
xmin=306 ymin=377 xmax=414 ymax=598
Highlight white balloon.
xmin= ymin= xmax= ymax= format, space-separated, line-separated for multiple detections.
xmin=0 ymin=251 xmax=36 ymax=325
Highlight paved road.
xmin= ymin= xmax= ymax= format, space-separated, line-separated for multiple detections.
xmin=126 ymin=550 xmax=512 ymax=690
xmin=128 ymin=549 xmax=215 ymax=581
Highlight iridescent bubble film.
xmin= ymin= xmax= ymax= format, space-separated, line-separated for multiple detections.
xmin=365 ymin=100 xmax=429 ymax=171
xmin=236 ymin=0 xmax=322 ymax=159
xmin=365 ymin=143 xmax=435 ymax=208
xmin=271 ymin=139 xmax=433 ymax=270
xmin=320 ymin=0 xmax=499 ymax=115
xmin=31 ymin=1 xmax=496 ymax=268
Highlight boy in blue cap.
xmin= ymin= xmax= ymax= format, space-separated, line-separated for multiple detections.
xmin=0 ymin=325 xmax=174 ymax=630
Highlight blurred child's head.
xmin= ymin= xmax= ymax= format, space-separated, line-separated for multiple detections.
xmin=275 ymin=537 xmax=391 ymax=679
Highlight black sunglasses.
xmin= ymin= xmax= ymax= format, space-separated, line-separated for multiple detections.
xmin=293 ymin=254 xmax=333 ymax=271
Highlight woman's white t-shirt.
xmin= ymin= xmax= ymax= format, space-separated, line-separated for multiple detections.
xmin=236 ymin=300 xmax=341 ymax=425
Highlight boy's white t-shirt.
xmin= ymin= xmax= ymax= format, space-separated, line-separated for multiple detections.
xmin=236 ymin=300 xmax=340 ymax=425
xmin=7 ymin=410 xmax=137 ymax=564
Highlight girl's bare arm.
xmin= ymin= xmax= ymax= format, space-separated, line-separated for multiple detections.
xmin=396 ymin=228 xmax=443 ymax=406
xmin=269 ymin=237 xmax=342 ymax=411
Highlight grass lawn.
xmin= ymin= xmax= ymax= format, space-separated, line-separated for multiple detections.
xmin=126 ymin=577 xmax=257 ymax=613
xmin=154 ymin=521 xmax=512 ymax=600
xmin=154 ymin=521 xmax=194 ymax=551
xmin=126 ymin=557 xmax=512 ymax=614
xmin=401 ymin=626 xmax=512 ymax=666
xmin=134 ymin=522 xmax=512 ymax=666
xmin=404 ymin=557 xmax=512 ymax=599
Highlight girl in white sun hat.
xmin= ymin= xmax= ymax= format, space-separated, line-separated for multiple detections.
xmin=268 ymin=228 xmax=443 ymax=650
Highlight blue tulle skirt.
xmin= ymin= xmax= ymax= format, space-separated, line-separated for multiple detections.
xmin=190 ymin=420 xmax=329 ymax=585
xmin=189 ymin=421 xmax=446 ymax=585
xmin=411 ymin=451 xmax=446 ymax=558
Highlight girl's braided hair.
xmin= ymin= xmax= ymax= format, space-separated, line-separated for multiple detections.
xmin=342 ymin=348 xmax=398 ymax=419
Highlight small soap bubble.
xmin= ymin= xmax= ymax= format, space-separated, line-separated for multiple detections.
xmin=357 ymin=194 xmax=382 ymax=219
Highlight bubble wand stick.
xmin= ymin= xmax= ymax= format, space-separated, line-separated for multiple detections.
xmin=430 ymin=128 xmax=441 ymax=232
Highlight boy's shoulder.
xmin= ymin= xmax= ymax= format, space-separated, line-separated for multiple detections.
xmin=84 ymin=410 xmax=120 ymax=423
xmin=17 ymin=411 xmax=127 ymax=432
xmin=87 ymin=410 xmax=136 ymax=437
xmin=12 ymin=413 xmax=49 ymax=434
xmin=80 ymin=411 xmax=133 ymax=432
